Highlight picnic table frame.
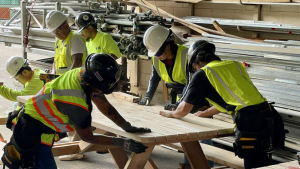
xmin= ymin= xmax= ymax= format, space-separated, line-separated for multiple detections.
xmin=16 ymin=95 xmax=235 ymax=169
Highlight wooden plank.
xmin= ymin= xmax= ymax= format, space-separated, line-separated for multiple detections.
xmin=181 ymin=114 xmax=234 ymax=135
xmin=145 ymin=158 xmax=158 ymax=169
xmin=181 ymin=141 xmax=210 ymax=169
xmin=112 ymin=92 xmax=140 ymax=103
xmin=127 ymin=0 xmax=254 ymax=42
xmin=109 ymin=147 xmax=129 ymax=169
xmin=166 ymin=143 xmax=244 ymax=169
xmin=162 ymin=80 xmax=168 ymax=104
xmin=17 ymin=95 xmax=33 ymax=104
xmin=52 ymin=141 xmax=116 ymax=157
xmin=91 ymin=120 xmax=159 ymax=144
xmin=213 ymin=21 xmax=225 ymax=33
xmin=0 ymin=117 xmax=7 ymax=125
xmin=124 ymin=145 xmax=155 ymax=169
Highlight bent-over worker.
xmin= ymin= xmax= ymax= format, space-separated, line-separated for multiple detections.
xmin=2 ymin=53 xmax=151 ymax=169
xmin=160 ymin=40 xmax=285 ymax=169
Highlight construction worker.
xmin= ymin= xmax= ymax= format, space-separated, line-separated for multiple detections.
xmin=75 ymin=12 xmax=121 ymax=60
xmin=2 ymin=53 xmax=151 ymax=169
xmin=138 ymin=25 xmax=188 ymax=109
xmin=2 ymin=56 xmax=44 ymax=110
xmin=46 ymin=10 xmax=89 ymax=160
xmin=160 ymin=40 xmax=285 ymax=169
xmin=141 ymin=25 xmax=214 ymax=168
xmin=46 ymin=10 xmax=87 ymax=75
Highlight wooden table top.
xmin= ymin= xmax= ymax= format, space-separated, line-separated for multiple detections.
xmin=17 ymin=95 xmax=234 ymax=144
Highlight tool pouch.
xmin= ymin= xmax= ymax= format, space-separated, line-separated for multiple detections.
xmin=6 ymin=105 xmax=25 ymax=130
xmin=1 ymin=141 xmax=21 ymax=169
xmin=233 ymin=138 xmax=263 ymax=159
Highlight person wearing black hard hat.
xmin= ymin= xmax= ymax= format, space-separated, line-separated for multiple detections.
xmin=1 ymin=53 xmax=151 ymax=169
xmin=75 ymin=12 xmax=121 ymax=60
xmin=160 ymin=40 xmax=285 ymax=169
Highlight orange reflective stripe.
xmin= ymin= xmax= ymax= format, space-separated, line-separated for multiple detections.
xmin=43 ymin=100 xmax=64 ymax=124
xmin=53 ymin=99 xmax=89 ymax=112
xmin=65 ymin=125 xmax=74 ymax=132
xmin=41 ymin=141 xmax=53 ymax=146
xmin=33 ymin=96 xmax=61 ymax=133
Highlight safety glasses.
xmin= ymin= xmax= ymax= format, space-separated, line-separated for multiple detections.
xmin=155 ymin=45 xmax=167 ymax=57
xmin=14 ymin=74 xmax=20 ymax=80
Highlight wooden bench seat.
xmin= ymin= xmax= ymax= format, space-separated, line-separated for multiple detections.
xmin=165 ymin=142 xmax=244 ymax=169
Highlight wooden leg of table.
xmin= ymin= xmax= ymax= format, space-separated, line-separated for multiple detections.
xmin=181 ymin=141 xmax=210 ymax=169
xmin=109 ymin=147 xmax=128 ymax=169
xmin=124 ymin=145 xmax=155 ymax=169
xmin=145 ymin=158 xmax=158 ymax=169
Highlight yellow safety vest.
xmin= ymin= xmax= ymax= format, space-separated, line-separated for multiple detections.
xmin=201 ymin=60 xmax=266 ymax=114
xmin=22 ymin=68 xmax=89 ymax=145
xmin=86 ymin=31 xmax=121 ymax=58
xmin=54 ymin=30 xmax=87 ymax=75
xmin=152 ymin=44 xmax=188 ymax=84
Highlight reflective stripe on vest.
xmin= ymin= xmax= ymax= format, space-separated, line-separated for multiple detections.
xmin=54 ymin=30 xmax=87 ymax=75
xmin=31 ymin=87 xmax=86 ymax=133
xmin=152 ymin=44 xmax=188 ymax=84
xmin=25 ymin=68 xmax=89 ymax=134
xmin=202 ymin=60 xmax=266 ymax=113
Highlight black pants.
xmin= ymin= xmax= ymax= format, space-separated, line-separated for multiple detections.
xmin=234 ymin=102 xmax=273 ymax=169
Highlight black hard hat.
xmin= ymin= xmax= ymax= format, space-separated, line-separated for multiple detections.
xmin=75 ymin=12 xmax=95 ymax=32
xmin=187 ymin=40 xmax=215 ymax=73
xmin=83 ymin=53 xmax=121 ymax=94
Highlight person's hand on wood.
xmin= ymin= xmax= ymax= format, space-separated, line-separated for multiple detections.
xmin=159 ymin=110 xmax=174 ymax=118
xmin=121 ymin=121 xmax=151 ymax=133
xmin=194 ymin=111 xmax=206 ymax=117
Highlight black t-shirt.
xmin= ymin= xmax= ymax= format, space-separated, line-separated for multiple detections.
xmin=183 ymin=70 xmax=228 ymax=109
xmin=54 ymin=101 xmax=91 ymax=129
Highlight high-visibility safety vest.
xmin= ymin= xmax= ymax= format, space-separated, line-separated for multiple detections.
xmin=152 ymin=44 xmax=188 ymax=84
xmin=202 ymin=60 xmax=266 ymax=114
xmin=22 ymin=68 xmax=89 ymax=145
xmin=54 ymin=30 xmax=87 ymax=75
xmin=86 ymin=31 xmax=121 ymax=58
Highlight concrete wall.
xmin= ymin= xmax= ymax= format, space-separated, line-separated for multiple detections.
xmin=127 ymin=2 xmax=300 ymax=102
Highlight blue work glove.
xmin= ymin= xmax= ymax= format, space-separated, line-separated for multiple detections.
xmin=113 ymin=137 xmax=147 ymax=154
xmin=121 ymin=121 xmax=151 ymax=133
xmin=137 ymin=97 xmax=151 ymax=106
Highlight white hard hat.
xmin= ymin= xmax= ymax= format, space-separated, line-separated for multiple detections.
xmin=143 ymin=25 xmax=171 ymax=57
xmin=45 ymin=10 xmax=67 ymax=33
xmin=6 ymin=56 xmax=26 ymax=78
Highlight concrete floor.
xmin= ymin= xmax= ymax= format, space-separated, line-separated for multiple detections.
xmin=0 ymin=42 xmax=185 ymax=169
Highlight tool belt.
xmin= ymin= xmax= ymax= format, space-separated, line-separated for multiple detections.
xmin=2 ymin=109 xmax=56 ymax=169
xmin=6 ymin=105 xmax=25 ymax=130
xmin=232 ymin=102 xmax=274 ymax=159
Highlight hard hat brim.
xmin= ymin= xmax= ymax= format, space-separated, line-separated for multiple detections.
xmin=147 ymin=50 xmax=157 ymax=57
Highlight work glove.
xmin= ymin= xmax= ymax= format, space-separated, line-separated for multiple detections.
xmin=164 ymin=103 xmax=179 ymax=111
xmin=113 ymin=137 xmax=148 ymax=154
xmin=137 ymin=97 xmax=151 ymax=106
xmin=120 ymin=121 xmax=151 ymax=133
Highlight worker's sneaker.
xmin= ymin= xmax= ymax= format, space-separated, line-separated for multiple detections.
xmin=58 ymin=154 xmax=88 ymax=161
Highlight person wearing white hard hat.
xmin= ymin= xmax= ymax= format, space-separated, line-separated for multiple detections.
xmin=2 ymin=56 xmax=45 ymax=110
xmin=46 ymin=10 xmax=89 ymax=161
xmin=140 ymin=25 xmax=214 ymax=168
xmin=46 ymin=10 xmax=87 ymax=75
